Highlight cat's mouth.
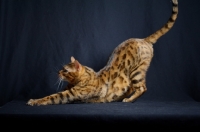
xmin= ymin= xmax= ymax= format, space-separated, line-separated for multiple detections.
xmin=58 ymin=73 xmax=66 ymax=81
xmin=58 ymin=73 xmax=62 ymax=77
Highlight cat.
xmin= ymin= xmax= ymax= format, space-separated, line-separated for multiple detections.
xmin=27 ymin=0 xmax=178 ymax=106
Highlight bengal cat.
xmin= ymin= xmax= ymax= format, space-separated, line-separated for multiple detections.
xmin=27 ymin=0 xmax=178 ymax=106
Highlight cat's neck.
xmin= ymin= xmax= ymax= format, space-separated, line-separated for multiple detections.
xmin=75 ymin=66 xmax=98 ymax=87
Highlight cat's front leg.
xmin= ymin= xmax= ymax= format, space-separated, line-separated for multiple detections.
xmin=27 ymin=85 xmax=99 ymax=106
xmin=27 ymin=92 xmax=65 ymax=106
xmin=27 ymin=99 xmax=35 ymax=106
xmin=27 ymin=96 xmax=55 ymax=106
xmin=27 ymin=98 xmax=49 ymax=106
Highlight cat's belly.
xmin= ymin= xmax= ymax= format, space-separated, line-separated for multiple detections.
xmin=85 ymin=77 xmax=130 ymax=103
xmin=102 ymin=77 xmax=130 ymax=102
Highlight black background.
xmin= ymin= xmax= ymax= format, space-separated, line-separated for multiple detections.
xmin=1 ymin=0 xmax=200 ymax=107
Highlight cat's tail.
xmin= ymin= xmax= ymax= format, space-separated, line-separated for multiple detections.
xmin=144 ymin=0 xmax=178 ymax=44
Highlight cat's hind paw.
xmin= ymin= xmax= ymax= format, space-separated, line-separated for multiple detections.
xmin=122 ymin=98 xmax=132 ymax=103
xmin=122 ymin=98 xmax=129 ymax=102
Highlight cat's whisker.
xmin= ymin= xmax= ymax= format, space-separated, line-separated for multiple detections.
xmin=62 ymin=60 xmax=67 ymax=66
xmin=54 ymin=78 xmax=60 ymax=86
xmin=50 ymin=71 xmax=58 ymax=76
xmin=54 ymin=66 xmax=60 ymax=72
xmin=60 ymin=63 xmax=65 ymax=68
xmin=56 ymin=79 xmax=62 ymax=92
xmin=60 ymin=81 xmax=64 ymax=91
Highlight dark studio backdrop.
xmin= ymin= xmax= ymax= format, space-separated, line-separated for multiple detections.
xmin=0 ymin=0 xmax=200 ymax=126
xmin=1 ymin=0 xmax=200 ymax=105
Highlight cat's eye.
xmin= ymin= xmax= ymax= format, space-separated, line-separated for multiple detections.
xmin=63 ymin=69 xmax=68 ymax=72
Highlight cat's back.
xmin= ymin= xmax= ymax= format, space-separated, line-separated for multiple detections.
xmin=107 ymin=38 xmax=153 ymax=68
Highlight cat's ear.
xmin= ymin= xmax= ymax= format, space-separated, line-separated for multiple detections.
xmin=71 ymin=56 xmax=82 ymax=71
xmin=74 ymin=60 xmax=82 ymax=71
xmin=71 ymin=56 xmax=75 ymax=63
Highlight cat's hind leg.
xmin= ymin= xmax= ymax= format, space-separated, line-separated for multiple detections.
xmin=122 ymin=85 xmax=146 ymax=102
xmin=122 ymin=62 xmax=149 ymax=102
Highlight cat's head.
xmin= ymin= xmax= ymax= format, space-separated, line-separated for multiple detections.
xmin=58 ymin=56 xmax=84 ymax=85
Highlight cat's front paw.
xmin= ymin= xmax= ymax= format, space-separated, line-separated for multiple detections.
xmin=27 ymin=99 xmax=38 ymax=106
